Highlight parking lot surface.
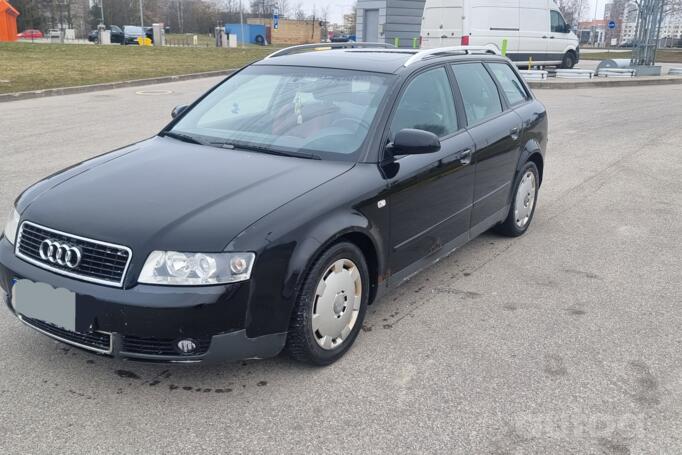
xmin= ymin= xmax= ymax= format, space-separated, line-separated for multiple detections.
xmin=0 ymin=79 xmax=681 ymax=454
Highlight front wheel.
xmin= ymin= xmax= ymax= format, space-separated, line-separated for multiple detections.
xmin=560 ymin=52 xmax=576 ymax=69
xmin=285 ymin=242 xmax=369 ymax=365
xmin=494 ymin=162 xmax=539 ymax=237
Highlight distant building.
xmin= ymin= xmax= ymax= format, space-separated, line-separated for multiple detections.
xmin=356 ymin=0 xmax=425 ymax=48
xmin=247 ymin=18 xmax=321 ymax=45
xmin=343 ymin=13 xmax=355 ymax=34
xmin=578 ymin=19 xmax=608 ymax=46
xmin=616 ymin=1 xmax=682 ymax=45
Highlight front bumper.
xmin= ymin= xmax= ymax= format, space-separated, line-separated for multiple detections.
xmin=0 ymin=237 xmax=285 ymax=363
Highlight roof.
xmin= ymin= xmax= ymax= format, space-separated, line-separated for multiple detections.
xmin=254 ymin=49 xmax=415 ymax=74
xmin=1 ymin=0 xmax=19 ymax=16
xmin=253 ymin=48 xmax=504 ymax=74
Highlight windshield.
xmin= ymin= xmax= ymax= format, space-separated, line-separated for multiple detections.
xmin=169 ymin=66 xmax=392 ymax=161
xmin=125 ymin=26 xmax=144 ymax=36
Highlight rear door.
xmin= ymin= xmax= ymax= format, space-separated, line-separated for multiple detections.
xmin=421 ymin=0 xmax=464 ymax=49
xmin=451 ymin=62 xmax=523 ymax=235
xmin=384 ymin=66 xmax=476 ymax=277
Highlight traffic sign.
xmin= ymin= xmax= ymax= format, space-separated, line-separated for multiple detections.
xmin=608 ymin=20 xmax=616 ymax=30
xmin=273 ymin=8 xmax=279 ymax=30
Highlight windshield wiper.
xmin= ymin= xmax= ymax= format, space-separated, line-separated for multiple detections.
xmin=161 ymin=131 xmax=205 ymax=145
xmin=210 ymin=141 xmax=321 ymax=160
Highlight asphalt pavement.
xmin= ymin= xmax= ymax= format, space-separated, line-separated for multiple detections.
xmin=0 ymin=78 xmax=681 ymax=454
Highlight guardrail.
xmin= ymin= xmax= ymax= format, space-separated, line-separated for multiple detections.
xmin=518 ymin=70 xmax=548 ymax=81
xmin=597 ymin=68 xmax=636 ymax=78
xmin=555 ymin=69 xmax=595 ymax=79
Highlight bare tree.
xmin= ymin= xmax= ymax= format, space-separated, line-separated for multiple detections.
xmin=555 ymin=0 xmax=588 ymax=25
xmin=293 ymin=2 xmax=305 ymax=20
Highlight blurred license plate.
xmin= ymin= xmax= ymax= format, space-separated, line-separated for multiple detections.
xmin=12 ymin=279 xmax=76 ymax=332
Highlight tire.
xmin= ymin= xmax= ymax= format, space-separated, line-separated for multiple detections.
xmin=560 ymin=52 xmax=576 ymax=69
xmin=285 ymin=242 xmax=370 ymax=366
xmin=494 ymin=161 xmax=540 ymax=237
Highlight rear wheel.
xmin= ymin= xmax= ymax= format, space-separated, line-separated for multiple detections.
xmin=285 ymin=242 xmax=369 ymax=365
xmin=494 ymin=162 xmax=539 ymax=237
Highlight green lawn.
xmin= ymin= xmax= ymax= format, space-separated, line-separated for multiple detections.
xmin=581 ymin=49 xmax=682 ymax=63
xmin=0 ymin=42 xmax=276 ymax=94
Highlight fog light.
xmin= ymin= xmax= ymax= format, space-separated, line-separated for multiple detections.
xmin=177 ymin=339 xmax=197 ymax=354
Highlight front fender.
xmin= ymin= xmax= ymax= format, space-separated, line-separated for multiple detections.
xmin=226 ymin=164 xmax=388 ymax=338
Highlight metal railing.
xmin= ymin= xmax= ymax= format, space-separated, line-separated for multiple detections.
xmin=264 ymin=42 xmax=396 ymax=59
xmin=403 ymin=46 xmax=499 ymax=67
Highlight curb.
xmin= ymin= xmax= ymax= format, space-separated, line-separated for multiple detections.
xmin=528 ymin=76 xmax=682 ymax=89
xmin=0 ymin=69 xmax=236 ymax=103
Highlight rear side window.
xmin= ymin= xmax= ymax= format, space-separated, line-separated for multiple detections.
xmin=488 ymin=63 xmax=528 ymax=106
xmin=451 ymin=63 xmax=502 ymax=125
xmin=390 ymin=67 xmax=458 ymax=138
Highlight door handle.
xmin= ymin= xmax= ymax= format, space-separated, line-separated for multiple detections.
xmin=510 ymin=127 xmax=520 ymax=141
xmin=455 ymin=149 xmax=472 ymax=165
xmin=550 ymin=36 xmax=555 ymax=39
xmin=542 ymin=35 xmax=548 ymax=39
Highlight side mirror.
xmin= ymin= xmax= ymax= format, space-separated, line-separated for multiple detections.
xmin=564 ymin=24 xmax=572 ymax=34
xmin=171 ymin=105 xmax=188 ymax=119
xmin=388 ymin=129 xmax=441 ymax=156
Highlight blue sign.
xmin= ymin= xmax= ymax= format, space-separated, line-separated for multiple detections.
xmin=273 ymin=8 xmax=279 ymax=30
xmin=608 ymin=20 xmax=616 ymax=30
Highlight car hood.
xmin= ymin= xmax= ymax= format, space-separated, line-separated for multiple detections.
xmin=19 ymin=136 xmax=354 ymax=255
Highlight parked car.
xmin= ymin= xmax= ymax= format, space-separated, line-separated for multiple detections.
xmin=1 ymin=44 xmax=547 ymax=366
xmin=122 ymin=25 xmax=152 ymax=45
xmin=331 ymin=34 xmax=351 ymax=43
xmin=87 ymin=25 xmax=124 ymax=44
xmin=46 ymin=29 xmax=61 ymax=39
xmin=16 ymin=29 xmax=43 ymax=39
xmin=420 ymin=0 xmax=580 ymax=68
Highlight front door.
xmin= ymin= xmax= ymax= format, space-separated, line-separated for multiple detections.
xmin=384 ymin=67 xmax=476 ymax=277
xmin=364 ymin=9 xmax=379 ymax=43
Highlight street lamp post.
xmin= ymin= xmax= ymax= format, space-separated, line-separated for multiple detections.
xmin=140 ymin=0 xmax=145 ymax=29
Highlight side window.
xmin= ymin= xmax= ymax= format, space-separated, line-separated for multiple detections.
xmin=389 ymin=67 xmax=458 ymax=138
xmin=551 ymin=10 xmax=567 ymax=33
xmin=488 ymin=63 xmax=528 ymax=106
xmin=451 ymin=63 xmax=502 ymax=125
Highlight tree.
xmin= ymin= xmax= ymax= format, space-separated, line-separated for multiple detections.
xmin=555 ymin=0 xmax=588 ymax=25
xmin=293 ymin=2 xmax=305 ymax=20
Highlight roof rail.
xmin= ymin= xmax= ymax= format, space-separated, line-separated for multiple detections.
xmin=403 ymin=46 xmax=499 ymax=67
xmin=263 ymin=42 xmax=396 ymax=59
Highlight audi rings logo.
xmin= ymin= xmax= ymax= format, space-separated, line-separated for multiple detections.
xmin=39 ymin=240 xmax=82 ymax=269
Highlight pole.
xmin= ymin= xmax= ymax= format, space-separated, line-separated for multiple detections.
xmin=240 ymin=0 xmax=245 ymax=48
xmin=140 ymin=0 xmax=144 ymax=29
xmin=100 ymin=0 xmax=105 ymax=25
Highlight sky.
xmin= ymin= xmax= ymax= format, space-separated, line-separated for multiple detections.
xmin=295 ymin=0 xmax=356 ymax=24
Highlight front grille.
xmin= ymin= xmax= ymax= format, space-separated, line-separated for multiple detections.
xmin=122 ymin=335 xmax=211 ymax=356
xmin=16 ymin=222 xmax=132 ymax=287
xmin=21 ymin=316 xmax=112 ymax=353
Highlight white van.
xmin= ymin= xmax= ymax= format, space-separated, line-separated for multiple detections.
xmin=420 ymin=0 xmax=580 ymax=68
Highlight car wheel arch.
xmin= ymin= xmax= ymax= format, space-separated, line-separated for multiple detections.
xmin=516 ymin=140 xmax=544 ymax=186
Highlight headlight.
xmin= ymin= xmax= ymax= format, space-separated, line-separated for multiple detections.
xmin=3 ymin=208 xmax=20 ymax=246
xmin=138 ymin=251 xmax=255 ymax=285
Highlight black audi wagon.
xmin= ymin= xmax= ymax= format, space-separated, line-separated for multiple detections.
xmin=1 ymin=43 xmax=547 ymax=365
